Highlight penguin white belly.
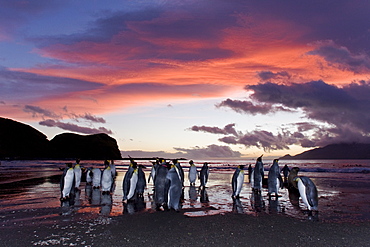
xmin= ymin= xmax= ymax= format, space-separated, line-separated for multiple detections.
xmin=74 ymin=166 xmax=81 ymax=188
xmin=62 ymin=168 xmax=74 ymax=197
xmin=127 ymin=172 xmax=138 ymax=200
xmin=275 ymin=178 xmax=280 ymax=194
xmin=235 ymin=171 xmax=244 ymax=195
xmin=102 ymin=169 xmax=113 ymax=191
xmin=297 ymin=179 xmax=311 ymax=210
xmin=189 ymin=166 xmax=197 ymax=183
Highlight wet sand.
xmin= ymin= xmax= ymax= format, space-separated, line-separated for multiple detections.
xmin=1 ymin=207 xmax=370 ymax=246
xmin=1 ymin=160 xmax=370 ymax=246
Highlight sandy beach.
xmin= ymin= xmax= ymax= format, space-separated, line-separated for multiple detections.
xmin=1 ymin=207 xmax=370 ymax=247
xmin=1 ymin=159 xmax=370 ymax=246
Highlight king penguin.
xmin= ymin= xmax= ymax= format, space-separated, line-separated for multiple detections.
xmin=267 ymin=159 xmax=283 ymax=197
xmin=252 ymin=155 xmax=264 ymax=192
xmin=154 ymin=159 xmax=170 ymax=210
xmin=101 ymin=160 xmax=113 ymax=194
xmin=165 ymin=164 xmax=183 ymax=211
xmin=122 ymin=161 xmax=137 ymax=201
xmin=188 ymin=160 xmax=197 ymax=186
xmin=199 ymin=162 xmax=209 ymax=187
xmin=60 ymin=163 xmax=75 ymax=201
xmin=231 ymin=165 xmax=245 ymax=199
xmin=74 ymin=159 xmax=82 ymax=190
xmin=294 ymin=176 xmax=318 ymax=211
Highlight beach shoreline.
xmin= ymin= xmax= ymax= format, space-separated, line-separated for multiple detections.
xmin=1 ymin=207 xmax=370 ymax=247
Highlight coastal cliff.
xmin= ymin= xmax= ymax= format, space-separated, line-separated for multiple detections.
xmin=0 ymin=117 xmax=122 ymax=160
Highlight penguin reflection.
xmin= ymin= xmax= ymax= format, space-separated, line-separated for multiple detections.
xmin=100 ymin=193 xmax=112 ymax=216
xmin=268 ymin=196 xmax=281 ymax=214
xmin=123 ymin=196 xmax=146 ymax=215
xmin=232 ymin=198 xmax=244 ymax=214
xmin=91 ymin=188 xmax=101 ymax=206
xmin=250 ymin=190 xmax=265 ymax=212
xmin=85 ymin=184 xmax=93 ymax=203
xmin=200 ymin=186 xmax=209 ymax=203
xmin=189 ymin=185 xmax=198 ymax=206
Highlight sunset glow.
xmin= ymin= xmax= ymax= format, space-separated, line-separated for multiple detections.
xmin=1 ymin=0 xmax=370 ymax=158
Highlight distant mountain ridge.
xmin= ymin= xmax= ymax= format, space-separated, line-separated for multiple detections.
xmin=280 ymin=143 xmax=370 ymax=160
xmin=0 ymin=117 xmax=122 ymax=160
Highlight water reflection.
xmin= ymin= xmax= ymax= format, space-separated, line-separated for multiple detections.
xmin=232 ymin=198 xmax=244 ymax=214
xmin=250 ymin=191 xmax=265 ymax=212
xmin=267 ymin=196 xmax=281 ymax=214
xmin=100 ymin=193 xmax=112 ymax=216
xmin=123 ymin=196 xmax=146 ymax=214
xmin=200 ymin=186 xmax=209 ymax=203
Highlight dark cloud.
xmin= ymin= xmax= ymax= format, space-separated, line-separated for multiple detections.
xmin=216 ymin=99 xmax=292 ymax=115
xmin=174 ymin=144 xmax=241 ymax=159
xmin=74 ymin=113 xmax=106 ymax=124
xmin=219 ymin=130 xmax=299 ymax=151
xmin=39 ymin=119 xmax=112 ymax=135
xmin=23 ymin=105 xmax=59 ymax=119
xmin=120 ymin=150 xmax=185 ymax=159
xmin=122 ymin=144 xmax=242 ymax=160
xmin=247 ymin=1 xmax=370 ymax=54
xmin=0 ymin=67 xmax=103 ymax=102
xmin=307 ymin=40 xmax=370 ymax=73
xmin=246 ymin=80 xmax=370 ymax=134
xmin=204 ymin=80 xmax=370 ymax=151
xmin=257 ymin=71 xmax=291 ymax=81
xmin=190 ymin=123 xmax=238 ymax=136
xmin=32 ymin=2 xmax=242 ymax=63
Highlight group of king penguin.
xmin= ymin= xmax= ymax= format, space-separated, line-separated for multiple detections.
xmin=60 ymin=159 xmax=117 ymax=202
xmin=232 ymin=155 xmax=319 ymax=214
xmin=123 ymin=158 xmax=209 ymax=212
xmin=61 ymin=156 xmax=318 ymax=215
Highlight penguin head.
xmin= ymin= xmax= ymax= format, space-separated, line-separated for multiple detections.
xmin=257 ymin=155 xmax=263 ymax=162
xmin=189 ymin=160 xmax=194 ymax=165
xmin=273 ymin=159 xmax=279 ymax=164
xmin=238 ymin=165 xmax=245 ymax=169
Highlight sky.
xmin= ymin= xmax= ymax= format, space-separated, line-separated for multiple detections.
xmin=1 ymin=0 xmax=370 ymax=159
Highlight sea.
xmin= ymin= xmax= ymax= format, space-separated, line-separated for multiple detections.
xmin=1 ymin=159 xmax=370 ymax=225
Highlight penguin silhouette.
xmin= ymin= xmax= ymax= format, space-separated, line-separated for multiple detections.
xmin=188 ymin=160 xmax=197 ymax=186
xmin=231 ymin=165 xmax=245 ymax=199
xmin=252 ymin=155 xmax=264 ymax=193
xmin=154 ymin=159 xmax=170 ymax=210
xmin=267 ymin=159 xmax=283 ymax=197
xmin=294 ymin=176 xmax=319 ymax=212
xmin=165 ymin=164 xmax=183 ymax=211
xmin=199 ymin=162 xmax=209 ymax=187
xmin=60 ymin=163 xmax=75 ymax=201
xmin=122 ymin=161 xmax=138 ymax=201
xmin=101 ymin=160 xmax=113 ymax=194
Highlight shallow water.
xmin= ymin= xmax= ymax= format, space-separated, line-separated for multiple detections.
xmin=1 ymin=159 xmax=370 ymax=224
